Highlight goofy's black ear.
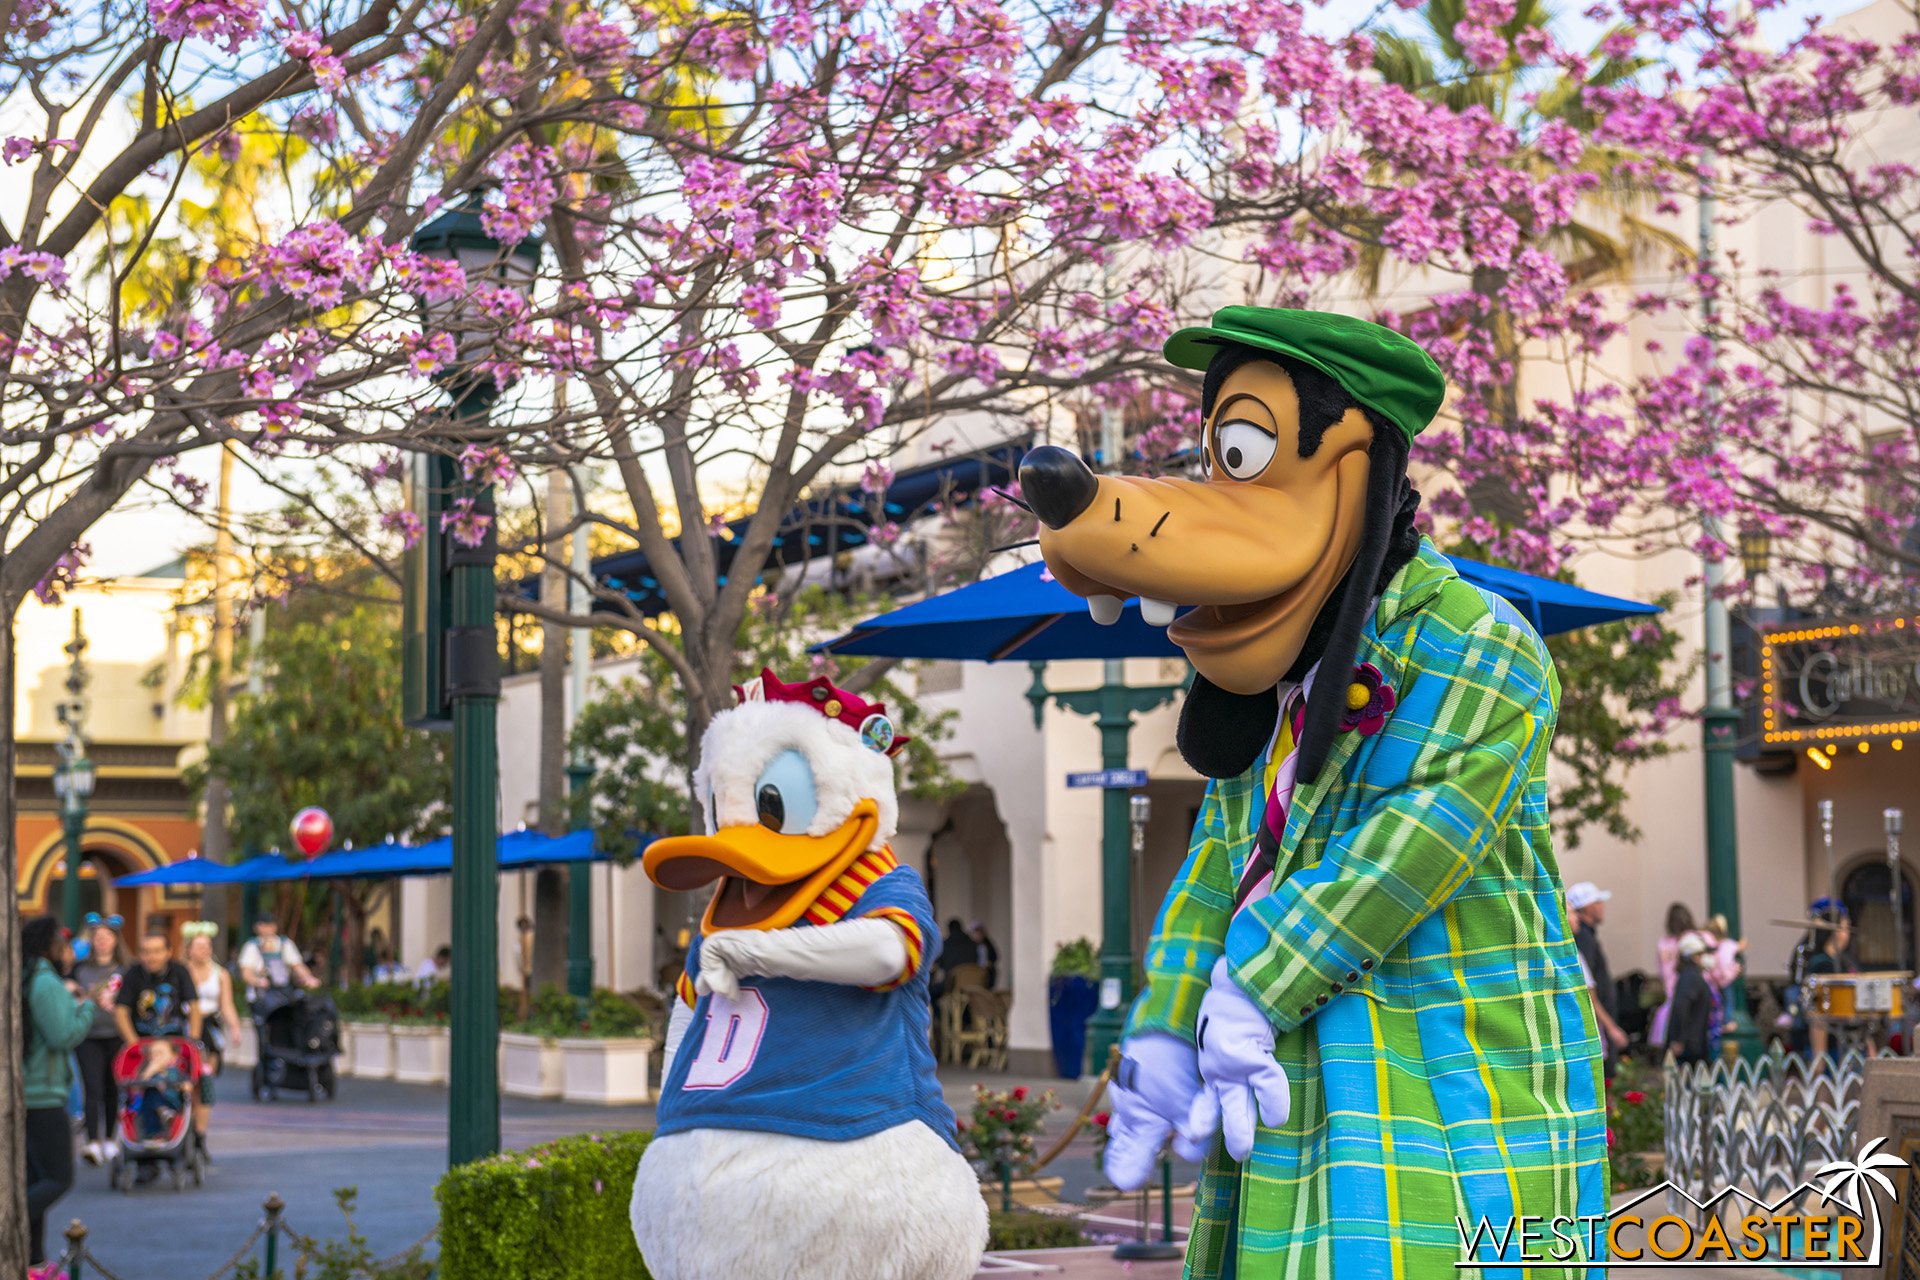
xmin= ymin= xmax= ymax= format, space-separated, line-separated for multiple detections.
xmin=1177 ymin=676 xmax=1278 ymax=780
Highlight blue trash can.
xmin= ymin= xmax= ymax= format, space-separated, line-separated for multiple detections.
xmin=1048 ymin=975 xmax=1099 ymax=1079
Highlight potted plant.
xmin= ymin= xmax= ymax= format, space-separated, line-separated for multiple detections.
xmin=391 ymin=980 xmax=452 ymax=1085
xmin=959 ymin=1083 xmax=1062 ymax=1210
xmin=558 ymin=989 xmax=656 ymax=1105
xmin=500 ymin=985 xmax=572 ymax=1099
xmin=1047 ymin=938 xmax=1101 ymax=1080
xmin=338 ymin=982 xmax=401 ymax=1081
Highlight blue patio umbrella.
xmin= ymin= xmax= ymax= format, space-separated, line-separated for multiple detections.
xmin=114 ymin=854 xmax=268 ymax=887
xmin=116 ymin=832 xmax=622 ymax=886
xmin=816 ymin=554 xmax=1659 ymax=662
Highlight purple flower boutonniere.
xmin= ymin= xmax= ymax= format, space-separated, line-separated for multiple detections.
xmin=1340 ymin=663 xmax=1396 ymax=737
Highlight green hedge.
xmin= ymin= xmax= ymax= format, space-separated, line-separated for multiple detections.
xmin=989 ymin=1208 xmax=1087 ymax=1250
xmin=436 ymin=1131 xmax=651 ymax=1280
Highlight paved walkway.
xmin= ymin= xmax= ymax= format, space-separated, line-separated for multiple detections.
xmin=50 ymin=1065 xmax=1832 ymax=1279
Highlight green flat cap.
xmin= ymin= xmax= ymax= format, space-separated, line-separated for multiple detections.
xmin=1164 ymin=306 xmax=1446 ymax=444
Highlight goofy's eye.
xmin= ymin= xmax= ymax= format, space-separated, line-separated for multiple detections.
xmin=752 ymin=749 xmax=818 ymax=834
xmin=1211 ymin=419 xmax=1277 ymax=481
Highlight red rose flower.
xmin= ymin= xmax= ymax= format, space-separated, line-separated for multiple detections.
xmin=1012 ymin=1086 xmax=1029 ymax=1101
xmin=1093 ymin=1111 xmax=1111 ymax=1128
xmin=1606 ymin=1127 xmax=1615 ymax=1147
xmin=1624 ymin=1090 xmax=1646 ymax=1105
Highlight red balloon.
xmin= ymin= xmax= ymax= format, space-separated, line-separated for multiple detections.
xmin=291 ymin=807 xmax=333 ymax=858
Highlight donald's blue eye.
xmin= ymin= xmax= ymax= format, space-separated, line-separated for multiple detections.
xmin=753 ymin=750 xmax=818 ymax=834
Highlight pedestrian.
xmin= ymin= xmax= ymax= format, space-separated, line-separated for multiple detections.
xmin=928 ymin=920 xmax=971 ymax=1001
xmin=417 ymin=943 xmax=452 ymax=985
xmin=968 ymin=920 xmax=999 ymax=989
xmin=1703 ymin=912 xmax=1746 ymax=992
xmin=183 ymin=922 xmax=241 ymax=1162
xmin=1799 ymin=900 xmax=1858 ymax=1062
xmin=71 ymin=912 xmax=126 ymax=1168
xmin=114 ymin=925 xmax=204 ymax=1184
xmin=1567 ymin=881 xmax=1628 ymax=1070
xmin=1650 ymin=902 xmax=1698 ymax=1046
xmin=237 ymin=913 xmax=320 ymax=992
xmin=21 ymin=914 xmax=98 ymax=1275
xmin=1665 ymin=933 xmax=1719 ymax=1067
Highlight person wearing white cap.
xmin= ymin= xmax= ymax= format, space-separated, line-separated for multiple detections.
xmin=1665 ymin=932 xmax=1721 ymax=1066
xmin=1567 ymin=881 xmax=1626 ymax=1073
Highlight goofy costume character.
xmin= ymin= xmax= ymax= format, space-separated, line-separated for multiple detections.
xmin=1019 ymin=307 xmax=1607 ymax=1277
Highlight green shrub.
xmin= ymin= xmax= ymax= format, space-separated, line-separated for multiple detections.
xmin=1048 ymin=938 xmax=1099 ymax=981
xmin=584 ymin=989 xmax=650 ymax=1038
xmin=988 ymin=1209 xmax=1086 ymax=1251
xmin=437 ymin=1132 xmax=651 ymax=1280
xmin=331 ymin=984 xmax=376 ymax=1020
xmin=506 ymin=984 xmax=580 ymax=1038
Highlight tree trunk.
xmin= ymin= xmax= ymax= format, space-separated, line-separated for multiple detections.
xmin=2 ymin=601 xmax=28 ymax=1276
xmin=533 ymin=472 xmax=569 ymax=988
xmin=201 ymin=443 xmax=237 ymax=926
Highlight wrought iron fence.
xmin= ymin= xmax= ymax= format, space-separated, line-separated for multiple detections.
xmin=48 ymin=1193 xmax=436 ymax=1280
xmin=1663 ymin=1047 xmax=1866 ymax=1224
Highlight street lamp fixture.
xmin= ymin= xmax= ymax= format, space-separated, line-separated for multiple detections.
xmin=54 ymin=611 xmax=93 ymax=931
xmin=1738 ymin=523 xmax=1773 ymax=580
xmin=407 ymin=189 xmax=544 ymax=1168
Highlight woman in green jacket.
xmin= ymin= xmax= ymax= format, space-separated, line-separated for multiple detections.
xmin=22 ymin=914 xmax=98 ymax=1272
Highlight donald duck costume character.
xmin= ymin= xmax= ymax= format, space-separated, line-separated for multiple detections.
xmin=629 ymin=670 xmax=987 ymax=1280
xmin=1018 ymin=307 xmax=1607 ymax=1277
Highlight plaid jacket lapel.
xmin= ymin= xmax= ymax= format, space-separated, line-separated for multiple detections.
xmin=1281 ymin=539 xmax=1457 ymax=847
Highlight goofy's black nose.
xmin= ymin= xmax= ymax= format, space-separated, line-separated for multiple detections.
xmin=1019 ymin=446 xmax=1099 ymax=530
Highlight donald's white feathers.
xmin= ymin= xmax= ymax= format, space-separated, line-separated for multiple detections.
xmin=694 ymin=700 xmax=898 ymax=848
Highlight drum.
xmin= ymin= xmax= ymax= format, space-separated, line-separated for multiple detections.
xmin=1807 ymin=971 xmax=1910 ymax=1021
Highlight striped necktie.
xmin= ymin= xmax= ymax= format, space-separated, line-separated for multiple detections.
xmin=1233 ymin=686 xmax=1307 ymax=913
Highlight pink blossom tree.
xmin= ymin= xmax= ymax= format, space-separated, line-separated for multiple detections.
xmin=0 ymin=0 xmax=632 ymax=1258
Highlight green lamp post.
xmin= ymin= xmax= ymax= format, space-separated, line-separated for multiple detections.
xmin=408 ymin=192 xmax=544 ymax=1167
xmin=1026 ymin=660 xmax=1184 ymax=1069
xmin=1697 ymin=171 xmax=1760 ymax=1060
xmin=53 ymin=611 xmax=95 ymax=932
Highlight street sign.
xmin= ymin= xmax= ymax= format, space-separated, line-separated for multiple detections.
xmin=1067 ymin=768 xmax=1148 ymax=789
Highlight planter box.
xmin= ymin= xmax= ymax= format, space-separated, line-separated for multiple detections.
xmin=558 ymin=1037 xmax=654 ymax=1105
xmin=347 ymin=1021 xmax=394 ymax=1080
xmin=226 ymin=1020 xmax=258 ymax=1070
xmin=337 ymin=1022 xmax=354 ymax=1076
xmin=391 ymin=1024 xmax=451 ymax=1085
xmin=501 ymin=1032 xmax=563 ymax=1099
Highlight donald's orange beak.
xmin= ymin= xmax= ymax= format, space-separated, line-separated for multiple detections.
xmin=642 ymin=799 xmax=881 ymax=933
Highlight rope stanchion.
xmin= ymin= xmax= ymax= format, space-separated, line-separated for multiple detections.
xmin=64 ymin=1219 xmax=88 ymax=1280
xmin=262 ymin=1193 xmax=284 ymax=1278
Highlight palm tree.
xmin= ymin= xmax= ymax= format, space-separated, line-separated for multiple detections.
xmin=1359 ymin=0 xmax=1689 ymax=521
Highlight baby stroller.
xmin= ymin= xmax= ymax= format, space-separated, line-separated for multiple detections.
xmin=250 ymin=986 xmax=341 ymax=1102
xmin=107 ymin=1037 xmax=207 ymax=1192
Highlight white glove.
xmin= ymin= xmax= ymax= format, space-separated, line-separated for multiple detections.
xmin=1103 ymin=1032 xmax=1211 ymax=1191
xmin=661 ymin=998 xmax=695 ymax=1068
xmin=1183 ymin=958 xmax=1291 ymax=1162
xmin=696 ymin=918 xmax=909 ymax=1000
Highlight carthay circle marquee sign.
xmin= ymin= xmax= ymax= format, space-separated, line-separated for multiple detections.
xmin=1760 ymin=615 xmax=1920 ymax=748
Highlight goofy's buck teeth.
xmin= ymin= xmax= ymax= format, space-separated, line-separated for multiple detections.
xmin=1088 ymin=595 xmax=1123 ymax=625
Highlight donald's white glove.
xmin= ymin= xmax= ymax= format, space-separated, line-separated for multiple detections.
xmin=1103 ymin=1032 xmax=1212 ymax=1191
xmin=696 ymin=918 xmax=908 ymax=1000
xmin=1183 ymin=958 xmax=1291 ymax=1162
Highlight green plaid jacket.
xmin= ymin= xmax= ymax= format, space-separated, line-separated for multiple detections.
xmin=1129 ymin=540 xmax=1608 ymax=1279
